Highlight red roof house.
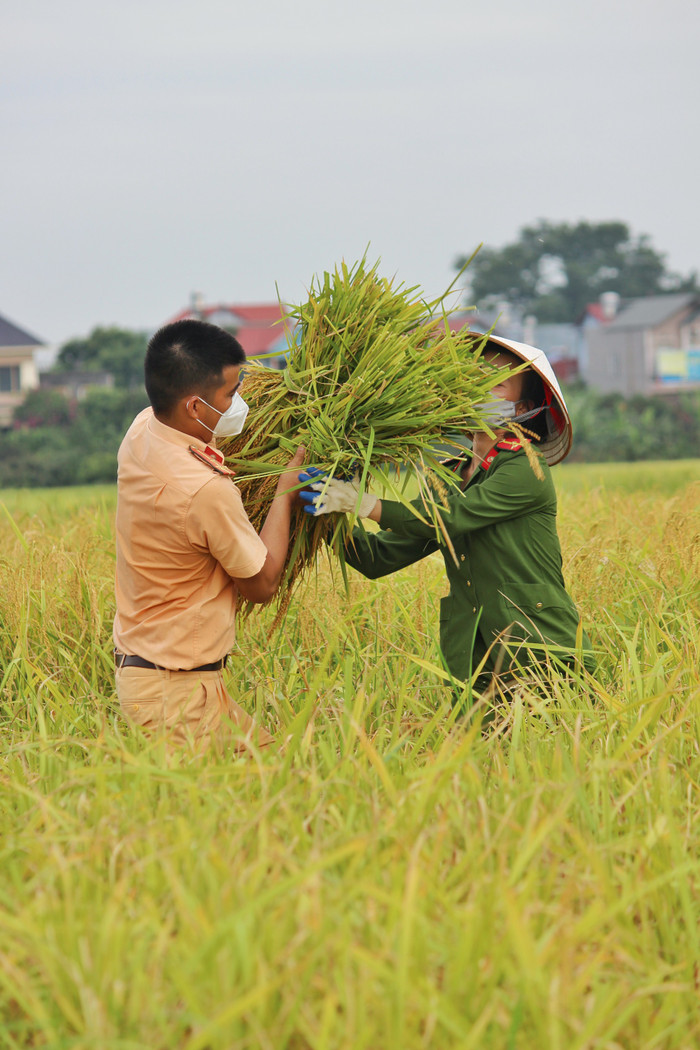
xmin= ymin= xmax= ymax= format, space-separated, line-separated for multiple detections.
xmin=167 ymin=300 xmax=295 ymax=366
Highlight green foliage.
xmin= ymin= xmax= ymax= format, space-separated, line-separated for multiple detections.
xmin=0 ymin=466 xmax=699 ymax=1046
xmin=12 ymin=388 xmax=73 ymax=428
xmin=0 ymin=426 xmax=76 ymax=487
xmin=68 ymin=387 xmax=149 ymax=445
xmin=56 ymin=325 xmax=148 ymax=389
xmin=566 ymin=386 xmax=700 ymax=462
xmin=0 ymin=388 xmax=149 ymax=488
xmin=456 ymin=220 xmax=698 ymax=323
xmin=0 ymin=324 xmax=151 ymax=487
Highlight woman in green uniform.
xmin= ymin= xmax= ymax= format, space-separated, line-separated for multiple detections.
xmin=299 ymin=336 xmax=596 ymax=713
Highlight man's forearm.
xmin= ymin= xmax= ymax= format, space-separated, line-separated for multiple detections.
xmin=234 ymin=493 xmax=294 ymax=603
xmin=259 ymin=492 xmax=295 ymax=585
xmin=233 ymin=446 xmax=305 ymax=604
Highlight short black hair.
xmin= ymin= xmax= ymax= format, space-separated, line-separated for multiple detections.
xmin=145 ymin=320 xmax=246 ymax=415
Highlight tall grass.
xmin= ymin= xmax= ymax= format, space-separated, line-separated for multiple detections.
xmin=0 ymin=462 xmax=698 ymax=1049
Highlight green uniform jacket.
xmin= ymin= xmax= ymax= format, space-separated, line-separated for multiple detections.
xmin=345 ymin=442 xmax=596 ymax=685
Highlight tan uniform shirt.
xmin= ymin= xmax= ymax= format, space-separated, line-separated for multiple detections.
xmin=113 ymin=408 xmax=267 ymax=669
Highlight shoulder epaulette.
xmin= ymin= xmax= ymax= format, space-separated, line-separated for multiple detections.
xmin=188 ymin=445 xmax=236 ymax=477
xmin=481 ymin=439 xmax=524 ymax=472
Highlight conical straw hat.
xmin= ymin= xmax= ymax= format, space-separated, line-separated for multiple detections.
xmin=479 ymin=334 xmax=572 ymax=465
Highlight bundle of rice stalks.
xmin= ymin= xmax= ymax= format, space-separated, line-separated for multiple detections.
xmin=220 ymin=257 xmax=507 ymax=615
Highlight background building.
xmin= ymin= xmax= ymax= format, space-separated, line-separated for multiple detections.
xmin=585 ymin=293 xmax=700 ymax=396
xmin=168 ymin=296 xmax=295 ymax=369
xmin=0 ymin=312 xmax=44 ymax=428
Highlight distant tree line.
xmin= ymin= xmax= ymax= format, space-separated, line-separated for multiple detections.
xmin=456 ymin=220 xmax=698 ymax=323
xmin=0 ymin=327 xmax=149 ymax=488
xmin=1 ymin=315 xmax=699 ymax=490
xmin=54 ymin=326 xmax=148 ymax=388
xmin=567 ymin=386 xmax=700 ymax=463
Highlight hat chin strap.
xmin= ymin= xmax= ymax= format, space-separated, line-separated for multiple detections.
xmin=511 ymin=404 xmax=545 ymax=425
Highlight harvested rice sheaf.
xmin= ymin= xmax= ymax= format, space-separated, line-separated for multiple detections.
xmin=219 ymin=258 xmax=508 ymax=615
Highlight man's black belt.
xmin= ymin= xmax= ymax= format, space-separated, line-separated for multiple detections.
xmin=114 ymin=651 xmax=228 ymax=672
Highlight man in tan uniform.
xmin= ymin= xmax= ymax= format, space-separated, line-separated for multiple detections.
xmin=114 ymin=319 xmax=304 ymax=749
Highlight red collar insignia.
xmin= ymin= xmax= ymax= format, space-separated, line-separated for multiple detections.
xmin=205 ymin=444 xmax=224 ymax=465
xmin=189 ymin=445 xmax=236 ymax=477
xmin=480 ymin=439 xmax=523 ymax=471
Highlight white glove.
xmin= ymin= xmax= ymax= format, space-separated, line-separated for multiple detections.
xmin=299 ymin=471 xmax=378 ymax=517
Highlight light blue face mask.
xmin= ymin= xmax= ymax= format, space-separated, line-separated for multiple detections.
xmin=473 ymin=397 xmax=544 ymax=428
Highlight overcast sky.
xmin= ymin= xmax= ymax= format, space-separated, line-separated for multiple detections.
xmin=3 ymin=0 xmax=698 ymax=346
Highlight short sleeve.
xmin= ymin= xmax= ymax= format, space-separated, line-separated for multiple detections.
xmin=186 ymin=477 xmax=268 ymax=579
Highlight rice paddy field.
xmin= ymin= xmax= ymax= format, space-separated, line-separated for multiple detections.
xmin=0 ymin=458 xmax=699 ymax=1049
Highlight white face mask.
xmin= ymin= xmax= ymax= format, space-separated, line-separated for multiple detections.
xmin=192 ymin=392 xmax=249 ymax=438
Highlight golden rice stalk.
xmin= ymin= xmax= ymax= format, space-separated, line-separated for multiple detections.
xmin=220 ymin=257 xmax=508 ymax=615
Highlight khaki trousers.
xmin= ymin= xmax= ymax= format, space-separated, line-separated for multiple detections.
xmin=116 ymin=666 xmax=274 ymax=751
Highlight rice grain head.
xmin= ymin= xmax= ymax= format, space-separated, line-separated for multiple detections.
xmin=220 ymin=257 xmax=516 ymax=613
